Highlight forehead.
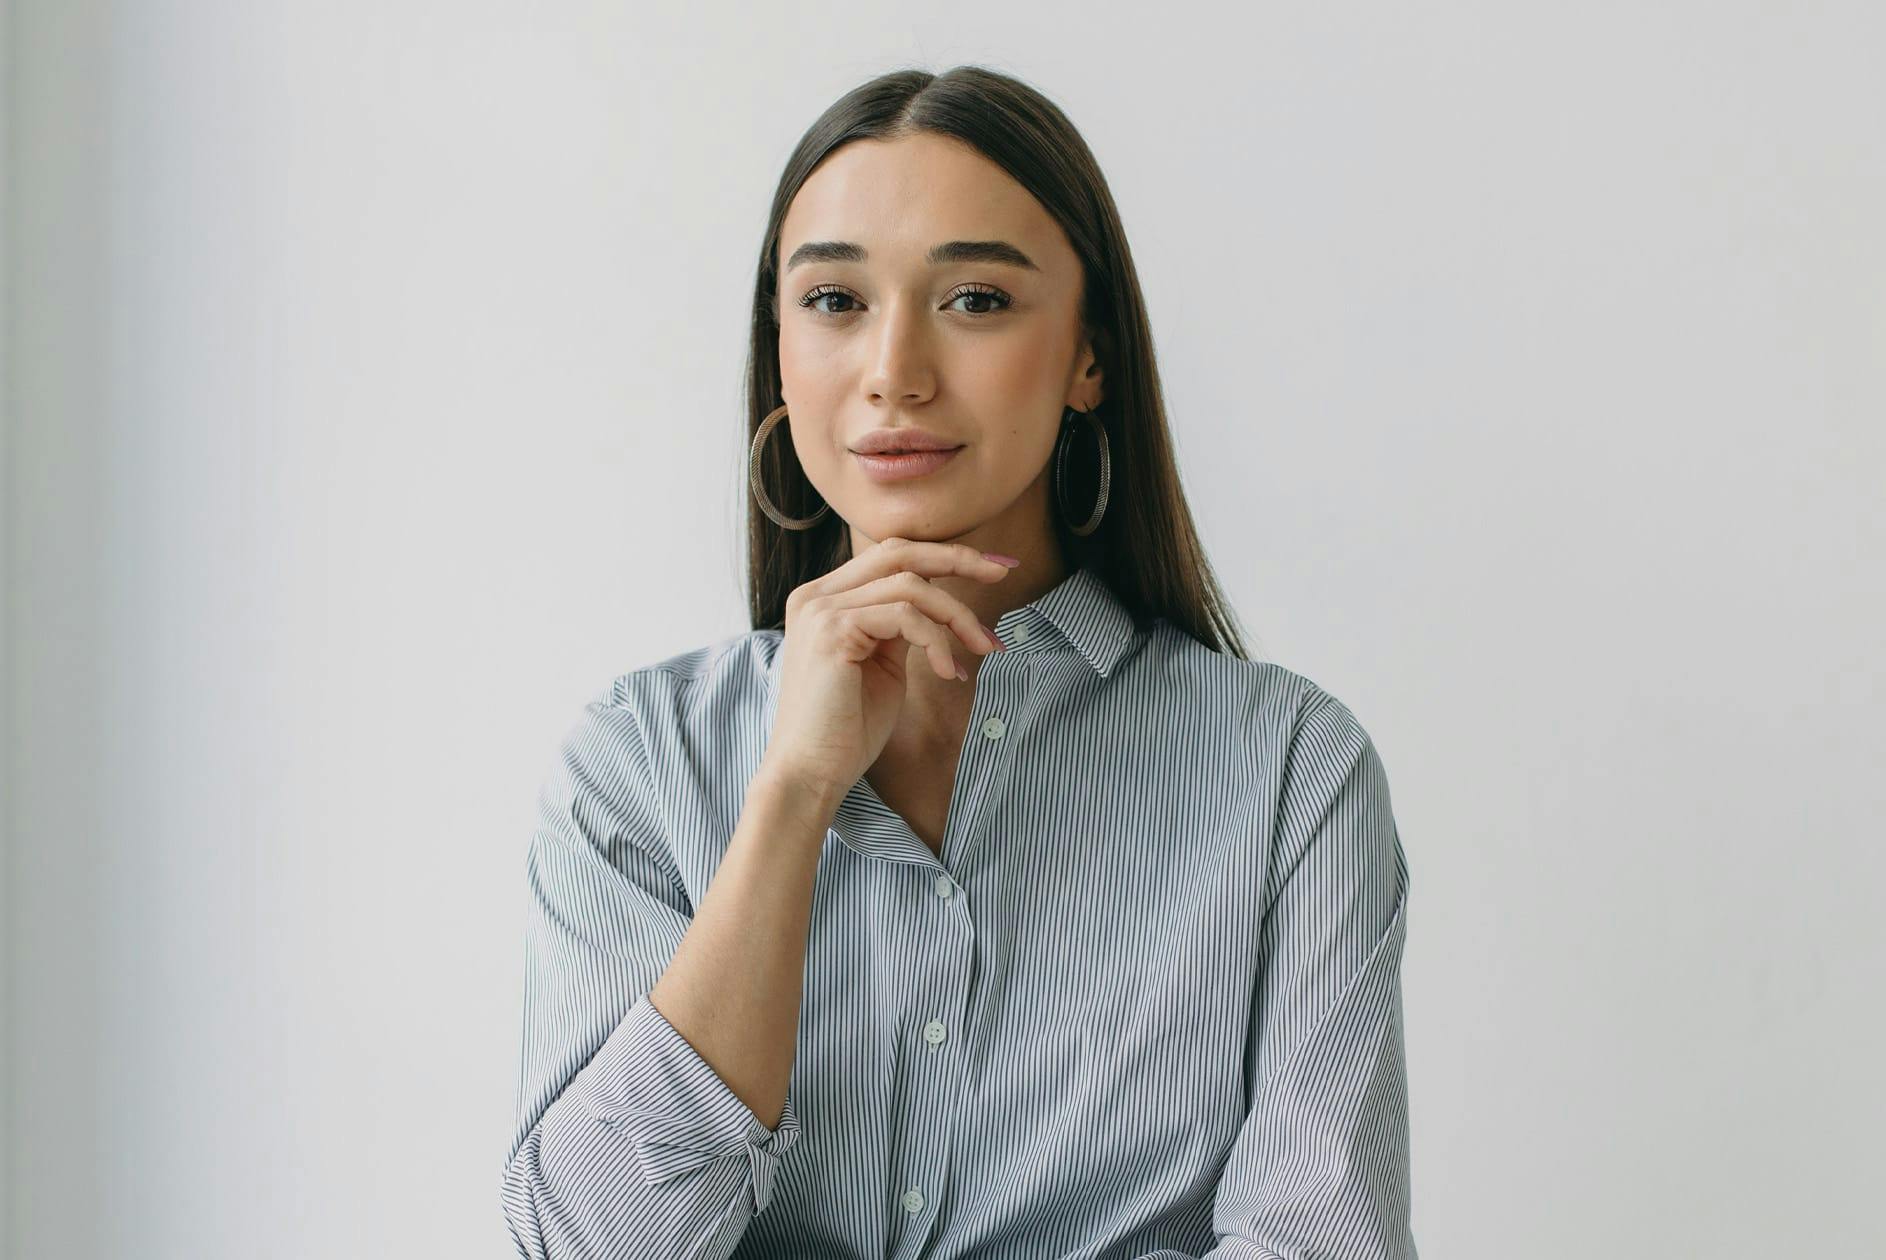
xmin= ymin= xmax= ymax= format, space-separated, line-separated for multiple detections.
xmin=779 ymin=133 xmax=1066 ymax=271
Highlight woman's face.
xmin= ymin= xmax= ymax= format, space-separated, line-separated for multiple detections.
xmin=775 ymin=132 xmax=1104 ymax=559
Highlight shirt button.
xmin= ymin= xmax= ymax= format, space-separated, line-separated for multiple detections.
xmin=902 ymin=1187 xmax=925 ymax=1214
xmin=980 ymin=715 xmax=1006 ymax=740
xmin=933 ymin=874 xmax=954 ymax=898
xmin=923 ymin=1019 xmax=948 ymax=1047
xmin=1008 ymin=622 xmax=1031 ymax=644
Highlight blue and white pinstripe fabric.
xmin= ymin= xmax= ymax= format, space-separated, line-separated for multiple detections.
xmin=502 ymin=562 xmax=1416 ymax=1259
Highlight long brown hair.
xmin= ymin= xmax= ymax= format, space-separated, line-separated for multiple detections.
xmin=743 ymin=64 xmax=1252 ymax=660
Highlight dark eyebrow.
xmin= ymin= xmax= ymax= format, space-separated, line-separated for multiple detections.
xmin=784 ymin=239 xmax=1040 ymax=273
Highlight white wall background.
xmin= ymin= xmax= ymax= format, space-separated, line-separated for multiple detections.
xmin=5 ymin=3 xmax=1884 ymax=1257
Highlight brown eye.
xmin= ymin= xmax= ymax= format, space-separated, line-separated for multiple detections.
xmin=798 ymin=285 xmax=859 ymax=315
xmin=947 ymin=286 xmax=1012 ymax=315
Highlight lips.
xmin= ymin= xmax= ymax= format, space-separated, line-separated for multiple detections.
xmin=848 ymin=428 xmax=964 ymax=455
xmin=852 ymin=446 xmax=964 ymax=483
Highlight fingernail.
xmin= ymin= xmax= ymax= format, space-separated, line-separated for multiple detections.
xmin=981 ymin=552 xmax=1021 ymax=567
xmin=955 ymin=661 xmax=970 ymax=681
xmin=983 ymin=624 xmax=1006 ymax=650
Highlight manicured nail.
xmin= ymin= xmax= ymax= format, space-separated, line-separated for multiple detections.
xmin=983 ymin=623 xmax=1006 ymax=650
xmin=981 ymin=552 xmax=1021 ymax=567
xmin=955 ymin=661 xmax=970 ymax=681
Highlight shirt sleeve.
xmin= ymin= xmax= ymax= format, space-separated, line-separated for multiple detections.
xmin=499 ymin=686 xmax=804 ymax=1260
xmin=1129 ymin=689 xmax=1417 ymax=1260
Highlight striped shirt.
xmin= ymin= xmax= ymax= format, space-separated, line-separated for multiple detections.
xmin=501 ymin=562 xmax=1416 ymax=1258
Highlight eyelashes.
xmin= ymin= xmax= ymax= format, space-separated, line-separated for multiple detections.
xmin=796 ymin=284 xmax=1013 ymax=318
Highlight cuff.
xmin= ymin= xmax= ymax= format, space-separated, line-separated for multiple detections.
xmin=570 ymin=993 xmax=803 ymax=1215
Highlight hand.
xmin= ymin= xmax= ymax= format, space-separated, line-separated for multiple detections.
xmin=761 ymin=537 xmax=1015 ymax=795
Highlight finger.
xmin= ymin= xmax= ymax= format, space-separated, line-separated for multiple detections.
xmin=817 ymin=569 xmax=999 ymax=656
xmin=805 ymin=537 xmax=1013 ymax=604
xmin=842 ymin=601 xmax=962 ymax=682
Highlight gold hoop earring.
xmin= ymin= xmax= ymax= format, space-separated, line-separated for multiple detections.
xmin=749 ymin=403 xmax=831 ymax=531
xmin=1054 ymin=406 xmax=1111 ymax=536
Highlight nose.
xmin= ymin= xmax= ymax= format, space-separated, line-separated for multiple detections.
xmin=861 ymin=294 xmax=935 ymax=405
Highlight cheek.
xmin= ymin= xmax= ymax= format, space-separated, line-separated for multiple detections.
xmin=777 ymin=332 xmax=851 ymax=407
xmin=973 ymin=330 xmax=1069 ymax=397
xmin=775 ymin=339 xmax=843 ymax=454
xmin=775 ymin=325 xmax=811 ymax=391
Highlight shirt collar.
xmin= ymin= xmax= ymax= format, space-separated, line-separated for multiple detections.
xmin=764 ymin=560 xmax=1139 ymax=701
xmin=991 ymin=561 xmax=1140 ymax=679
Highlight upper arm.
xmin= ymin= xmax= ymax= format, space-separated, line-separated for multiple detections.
xmin=509 ymin=684 xmax=696 ymax=1166
xmin=1249 ymin=688 xmax=1410 ymax=1097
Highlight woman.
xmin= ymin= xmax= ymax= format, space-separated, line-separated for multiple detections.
xmin=502 ymin=65 xmax=1415 ymax=1260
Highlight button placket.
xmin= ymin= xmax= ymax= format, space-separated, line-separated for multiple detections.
xmin=894 ymin=856 xmax=972 ymax=1253
xmin=889 ymin=627 xmax=1034 ymax=1256
xmin=898 ymin=904 xmax=968 ymax=1245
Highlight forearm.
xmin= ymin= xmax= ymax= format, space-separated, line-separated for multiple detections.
xmin=646 ymin=757 xmax=845 ymax=1130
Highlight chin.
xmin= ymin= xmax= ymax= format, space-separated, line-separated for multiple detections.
xmin=850 ymin=508 xmax=981 ymax=546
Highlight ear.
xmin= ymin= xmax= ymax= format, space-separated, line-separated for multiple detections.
xmin=1070 ymin=327 xmax=1108 ymax=411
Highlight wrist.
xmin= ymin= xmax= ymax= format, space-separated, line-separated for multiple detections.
xmin=751 ymin=756 xmax=850 ymax=828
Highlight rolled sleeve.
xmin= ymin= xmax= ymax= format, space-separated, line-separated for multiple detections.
xmin=567 ymin=994 xmax=803 ymax=1214
xmin=500 ymin=684 xmax=802 ymax=1259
